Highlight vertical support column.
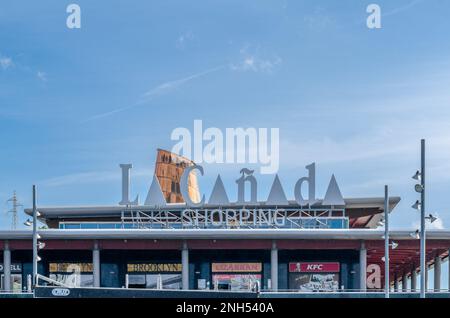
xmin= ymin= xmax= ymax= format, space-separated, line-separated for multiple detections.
xmin=448 ymin=250 xmax=450 ymax=292
xmin=182 ymin=241 xmax=189 ymax=290
xmin=402 ymin=273 xmax=408 ymax=292
xmin=93 ymin=240 xmax=101 ymax=288
xmin=425 ymin=264 xmax=428 ymax=292
xmin=434 ymin=256 xmax=441 ymax=292
xmin=393 ymin=274 xmax=399 ymax=292
xmin=411 ymin=268 xmax=417 ymax=292
xmin=359 ymin=241 xmax=367 ymax=291
xmin=270 ymin=240 xmax=278 ymax=291
xmin=3 ymin=240 xmax=11 ymax=291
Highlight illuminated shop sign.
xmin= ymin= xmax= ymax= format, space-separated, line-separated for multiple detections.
xmin=49 ymin=263 xmax=93 ymax=273
xmin=0 ymin=263 xmax=22 ymax=273
xmin=127 ymin=263 xmax=182 ymax=273
xmin=212 ymin=263 xmax=262 ymax=273
xmin=289 ymin=262 xmax=340 ymax=273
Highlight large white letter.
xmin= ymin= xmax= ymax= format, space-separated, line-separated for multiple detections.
xmin=366 ymin=4 xmax=381 ymax=29
xmin=259 ymin=128 xmax=279 ymax=174
xmin=203 ymin=127 xmax=224 ymax=164
xmin=294 ymin=163 xmax=317 ymax=206
xmin=66 ymin=4 xmax=81 ymax=29
xmin=193 ymin=119 xmax=204 ymax=163
xmin=119 ymin=164 xmax=139 ymax=206
xmin=171 ymin=127 xmax=192 ymax=159
xmin=367 ymin=264 xmax=381 ymax=289
xmin=180 ymin=165 xmax=205 ymax=207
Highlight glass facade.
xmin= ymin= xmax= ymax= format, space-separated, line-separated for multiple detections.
xmin=48 ymin=262 xmax=94 ymax=288
xmin=59 ymin=217 xmax=349 ymax=230
xmin=3 ymin=249 xmax=359 ymax=291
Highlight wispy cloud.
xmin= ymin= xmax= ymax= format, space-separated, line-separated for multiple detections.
xmin=413 ymin=215 xmax=445 ymax=230
xmin=176 ymin=31 xmax=195 ymax=50
xmin=230 ymin=45 xmax=282 ymax=73
xmin=37 ymin=71 xmax=47 ymax=82
xmin=384 ymin=0 xmax=425 ymax=18
xmin=302 ymin=6 xmax=335 ymax=31
xmin=83 ymin=65 xmax=225 ymax=122
xmin=0 ymin=55 xmax=13 ymax=70
xmin=140 ymin=65 xmax=224 ymax=100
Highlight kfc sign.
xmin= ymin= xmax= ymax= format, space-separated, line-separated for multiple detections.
xmin=289 ymin=262 xmax=340 ymax=273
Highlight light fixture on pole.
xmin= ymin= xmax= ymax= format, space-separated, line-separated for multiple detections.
xmin=31 ymin=185 xmax=44 ymax=288
xmin=390 ymin=241 xmax=399 ymax=250
xmin=410 ymin=230 xmax=420 ymax=240
xmin=425 ymin=214 xmax=437 ymax=224
xmin=411 ymin=139 xmax=426 ymax=298
xmin=25 ymin=187 xmax=44 ymax=290
xmin=384 ymin=185 xmax=390 ymax=299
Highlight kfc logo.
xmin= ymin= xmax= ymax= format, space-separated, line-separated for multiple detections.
xmin=289 ymin=262 xmax=340 ymax=273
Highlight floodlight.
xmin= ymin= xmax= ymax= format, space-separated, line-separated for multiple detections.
xmin=390 ymin=241 xmax=398 ymax=250
xmin=412 ymin=200 xmax=421 ymax=210
xmin=410 ymin=230 xmax=420 ymax=239
xmin=426 ymin=214 xmax=437 ymax=223
xmin=415 ymin=184 xmax=424 ymax=193
xmin=412 ymin=170 xmax=421 ymax=181
xmin=24 ymin=219 xmax=32 ymax=227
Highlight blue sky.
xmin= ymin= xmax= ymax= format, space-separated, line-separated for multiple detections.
xmin=1 ymin=0 xmax=450 ymax=240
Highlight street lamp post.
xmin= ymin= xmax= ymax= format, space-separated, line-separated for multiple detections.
xmin=412 ymin=139 xmax=431 ymax=298
xmin=419 ymin=139 xmax=426 ymax=298
xmin=32 ymin=185 xmax=38 ymax=287
xmin=384 ymin=185 xmax=390 ymax=298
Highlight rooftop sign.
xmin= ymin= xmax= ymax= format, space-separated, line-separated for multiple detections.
xmin=119 ymin=163 xmax=345 ymax=208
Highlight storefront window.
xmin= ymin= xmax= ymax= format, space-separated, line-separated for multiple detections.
xmin=288 ymin=262 xmax=340 ymax=291
xmin=211 ymin=263 xmax=262 ymax=291
xmin=127 ymin=263 xmax=182 ymax=290
xmin=48 ymin=263 xmax=94 ymax=287
xmin=0 ymin=263 xmax=23 ymax=292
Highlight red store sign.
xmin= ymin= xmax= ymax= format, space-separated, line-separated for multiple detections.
xmin=289 ymin=262 xmax=340 ymax=273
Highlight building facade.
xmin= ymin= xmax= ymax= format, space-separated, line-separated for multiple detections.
xmin=1 ymin=152 xmax=450 ymax=294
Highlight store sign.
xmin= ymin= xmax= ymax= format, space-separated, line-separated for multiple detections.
xmin=212 ymin=263 xmax=262 ymax=273
xmin=119 ymin=162 xmax=345 ymax=208
xmin=127 ymin=263 xmax=182 ymax=273
xmin=289 ymin=262 xmax=340 ymax=273
xmin=49 ymin=263 xmax=93 ymax=273
xmin=0 ymin=263 xmax=22 ymax=273
xmin=181 ymin=208 xmax=288 ymax=227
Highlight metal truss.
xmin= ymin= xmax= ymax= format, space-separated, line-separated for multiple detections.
xmin=120 ymin=208 xmax=348 ymax=230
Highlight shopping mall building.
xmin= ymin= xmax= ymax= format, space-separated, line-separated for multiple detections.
xmin=1 ymin=149 xmax=450 ymax=294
